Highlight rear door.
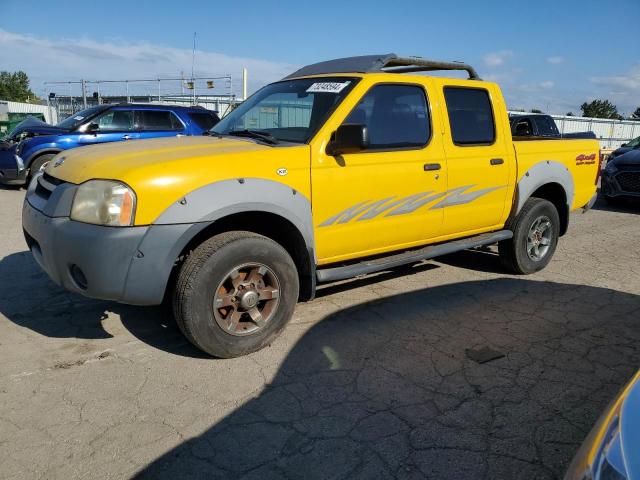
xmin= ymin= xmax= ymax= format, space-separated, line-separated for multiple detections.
xmin=136 ymin=110 xmax=187 ymax=139
xmin=437 ymin=84 xmax=511 ymax=236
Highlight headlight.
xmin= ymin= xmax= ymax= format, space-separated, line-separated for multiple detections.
xmin=71 ymin=180 xmax=136 ymax=226
xmin=605 ymin=161 xmax=618 ymax=174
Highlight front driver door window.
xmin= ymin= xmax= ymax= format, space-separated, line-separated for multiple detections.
xmin=78 ymin=109 xmax=139 ymax=145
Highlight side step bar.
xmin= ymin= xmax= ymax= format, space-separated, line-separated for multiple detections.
xmin=316 ymin=230 xmax=513 ymax=283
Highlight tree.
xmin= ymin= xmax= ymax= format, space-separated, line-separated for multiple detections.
xmin=580 ymin=99 xmax=623 ymax=120
xmin=565 ymin=112 xmax=574 ymax=116
xmin=631 ymin=107 xmax=640 ymax=121
xmin=530 ymin=108 xmax=543 ymax=114
xmin=0 ymin=71 xmax=37 ymax=103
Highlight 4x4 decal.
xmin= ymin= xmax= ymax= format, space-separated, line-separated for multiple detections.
xmin=318 ymin=185 xmax=504 ymax=226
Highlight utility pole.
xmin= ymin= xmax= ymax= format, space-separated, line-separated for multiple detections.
xmin=191 ymin=32 xmax=197 ymax=105
xmin=81 ymin=79 xmax=87 ymax=108
xmin=242 ymin=68 xmax=248 ymax=101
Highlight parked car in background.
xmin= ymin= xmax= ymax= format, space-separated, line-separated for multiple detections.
xmin=608 ymin=135 xmax=640 ymax=161
xmin=601 ymin=148 xmax=640 ymax=205
xmin=22 ymin=53 xmax=601 ymax=358
xmin=510 ymin=113 xmax=596 ymax=140
xmin=0 ymin=104 xmax=219 ymax=186
xmin=564 ymin=370 xmax=640 ymax=480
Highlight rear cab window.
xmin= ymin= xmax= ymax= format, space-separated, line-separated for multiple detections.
xmin=534 ymin=116 xmax=560 ymax=136
xmin=443 ymin=87 xmax=495 ymax=145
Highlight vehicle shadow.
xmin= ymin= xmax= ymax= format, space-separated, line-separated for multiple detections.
xmin=134 ymin=277 xmax=640 ymax=480
xmin=0 ymin=251 xmax=208 ymax=358
xmin=592 ymin=194 xmax=640 ymax=215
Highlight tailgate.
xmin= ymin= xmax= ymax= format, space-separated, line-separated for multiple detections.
xmin=513 ymin=138 xmax=600 ymax=210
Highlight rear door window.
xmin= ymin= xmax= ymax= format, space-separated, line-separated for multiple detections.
xmin=444 ymin=87 xmax=495 ymax=145
xmin=138 ymin=110 xmax=184 ymax=131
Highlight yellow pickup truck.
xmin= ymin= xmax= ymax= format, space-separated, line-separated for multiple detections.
xmin=22 ymin=54 xmax=601 ymax=357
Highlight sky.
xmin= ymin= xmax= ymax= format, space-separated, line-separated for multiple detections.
xmin=1 ymin=0 xmax=639 ymax=115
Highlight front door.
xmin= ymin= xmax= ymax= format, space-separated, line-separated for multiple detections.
xmin=312 ymin=82 xmax=447 ymax=264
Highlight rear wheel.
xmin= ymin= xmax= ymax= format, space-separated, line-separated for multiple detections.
xmin=173 ymin=231 xmax=299 ymax=358
xmin=499 ymin=197 xmax=560 ymax=274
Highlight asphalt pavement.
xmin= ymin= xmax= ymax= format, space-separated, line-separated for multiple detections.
xmin=1 ymin=186 xmax=639 ymax=480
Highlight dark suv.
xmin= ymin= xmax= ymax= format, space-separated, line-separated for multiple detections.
xmin=0 ymin=104 xmax=220 ymax=186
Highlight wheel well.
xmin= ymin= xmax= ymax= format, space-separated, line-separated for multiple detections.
xmin=172 ymin=211 xmax=315 ymax=302
xmin=27 ymin=150 xmax=60 ymax=170
xmin=530 ymin=183 xmax=569 ymax=236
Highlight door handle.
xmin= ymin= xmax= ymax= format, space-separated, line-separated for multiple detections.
xmin=122 ymin=135 xmax=131 ymax=140
xmin=490 ymin=158 xmax=504 ymax=165
xmin=423 ymin=163 xmax=441 ymax=171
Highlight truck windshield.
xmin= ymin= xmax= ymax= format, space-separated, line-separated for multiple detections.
xmin=211 ymin=77 xmax=359 ymax=143
xmin=56 ymin=106 xmax=106 ymax=130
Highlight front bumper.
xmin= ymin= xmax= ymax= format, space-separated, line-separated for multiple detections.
xmin=602 ymin=169 xmax=640 ymax=199
xmin=0 ymin=152 xmax=27 ymax=185
xmin=22 ymin=172 xmax=202 ymax=305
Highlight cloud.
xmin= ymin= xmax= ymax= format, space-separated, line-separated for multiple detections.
xmin=483 ymin=50 xmax=513 ymax=67
xmin=540 ymin=81 xmax=554 ymax=89
xmin=546 ymin=56 xmax=565 ymax=65
xmin=591 ymin=64 xmax=640 ymax=91
xmin=0 ymin=29 xmax=297 ymax=97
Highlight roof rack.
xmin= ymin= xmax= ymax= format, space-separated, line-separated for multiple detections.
xmin=284 ymin=53 xmax=480 ymax=80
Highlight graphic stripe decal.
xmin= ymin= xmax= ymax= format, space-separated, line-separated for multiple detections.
xmin=319 ymin=185 xmax=505 ymax=226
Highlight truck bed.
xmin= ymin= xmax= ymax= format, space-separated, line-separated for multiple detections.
xmin=513 ymin=138 xmax=600 ymax=210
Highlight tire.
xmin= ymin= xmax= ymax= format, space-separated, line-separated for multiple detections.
xmin=173 ymin=231 xmax=299 ymax=358
xmin=498 ymin=198 xmax=560 ymax=275
xmin=27 ymin=154 xmax=56 ymax=183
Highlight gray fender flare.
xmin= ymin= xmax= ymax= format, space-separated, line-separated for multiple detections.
xmin=515 ymin=160 xmax=574 ymax=215
xmin=155 ymin=177 xmax=314 ymax=249
xmin=122 ymin=178 xmax=315 ymax=305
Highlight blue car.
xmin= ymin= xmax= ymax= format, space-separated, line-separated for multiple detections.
xmin=0 ymin=104 xmax=219 ymax=186
xmin=564 ymin=370 xmax=640 ymax=479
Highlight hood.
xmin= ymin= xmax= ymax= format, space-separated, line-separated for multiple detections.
xmin=45 ymin=135 xmax=311 ymax=225
xmin=47 ymin=135 xmax=275 ymax=183
xmin=8 ymin=117 xmax=66 ymax=139
xmin=610 ymin=148 xmax=640 ymax=167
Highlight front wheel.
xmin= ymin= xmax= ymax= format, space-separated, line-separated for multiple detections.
xmin=173 ymin=231 xmax=299 ymax=358
xmin=27 ymin=154 xmax=56 ymax=184
xmin=499 ymin=198 xmax=560 ymax=274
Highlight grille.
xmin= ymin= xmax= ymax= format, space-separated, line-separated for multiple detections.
xmin=617 ymin=172 xmax=640 ymax=193
xmin=34 ymin=173 xmax=65 ymax=201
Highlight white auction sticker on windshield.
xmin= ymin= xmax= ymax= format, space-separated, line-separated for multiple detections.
xmin=306 ymin=81 xmax=350 ymax=93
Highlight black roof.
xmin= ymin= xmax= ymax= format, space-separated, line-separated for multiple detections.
xmin=284 ymin=53 xmax=480 ymax=80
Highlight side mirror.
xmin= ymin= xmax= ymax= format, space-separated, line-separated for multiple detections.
xmin=620 ymin=143 xmax=627 ymax=147
xmin=86 ymin=123 xmax=99 ymax=133
xmin=326 ymin=124 xmax=369 ymax=156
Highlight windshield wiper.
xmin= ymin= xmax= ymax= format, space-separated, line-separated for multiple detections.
xmin=226 ymin=129 xmax=279 ymax=145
